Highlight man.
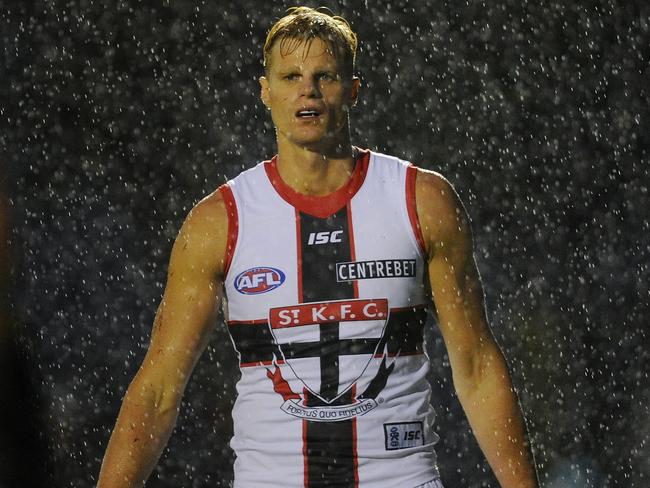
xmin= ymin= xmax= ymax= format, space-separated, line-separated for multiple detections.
xmin=98 ymin=7 xmax=539 ymax=488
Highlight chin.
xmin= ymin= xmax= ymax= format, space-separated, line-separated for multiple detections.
xmin=281 ymin=126 xmax=346 ymax=151
xmin=286 ymin=132 xmax=329 ymax=147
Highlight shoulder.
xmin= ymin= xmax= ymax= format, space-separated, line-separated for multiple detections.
xmin=170 ymin=188 xmax=230 ymax=277
xmin=412 ymin=166 xmax=472 ymax=257
xmin=181 ymin=188 xmax=229 ymax=239
xmin=413 ymin=167 xmax=459 ymax=212
xmin=227 ymin=159 xmax=270 ymax=188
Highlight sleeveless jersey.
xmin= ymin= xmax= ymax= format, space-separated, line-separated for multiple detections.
xmin=219 ymin=149 xmax=440 ymax=488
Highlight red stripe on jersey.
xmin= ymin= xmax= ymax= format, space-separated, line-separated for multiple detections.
xmin=405 ymin=165 xmax=427 ymax=256
xmin=302 ymin=398 xmax=309 ymax=488
xmin=295 ymin=209 xmax=304 ymax=303
xmin=240 ymin=359 xmax=285 ymax=368
xmin=351 ymin=384 xmax=360 ymax=488
xmin=218 ymin=183 xmax=239 ymax=276
xmin=346 ymin=203 xmax=359 ymax=299
xmin=227 ymin=318 xmax=268 ymax=326
xmin=264 ymin=149 xmax=371 ymax=219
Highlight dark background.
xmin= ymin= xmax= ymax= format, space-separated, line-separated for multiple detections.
xmin=2 ymin=0 xmax=648 ymax=487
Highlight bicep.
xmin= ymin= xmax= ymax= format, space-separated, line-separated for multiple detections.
xmin=429 ymin=241 xmax=509 ymax=402
xmin=427 ymin=234 xmax=491 ymax=354
xmin=141 ymin=264 xmax=221 ymax=388
xmin=137 ymin=194 xmax=228 ymax=393
xmin=417 ymin=170 xmax=497 ymax=374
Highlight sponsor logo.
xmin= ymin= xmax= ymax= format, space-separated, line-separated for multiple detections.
xmin=336 ymin=259 xmax=416 ymax=282
xmin=307 ymin=230 xmax=343 ymax=245
xmin=384 ymin=422 xmax=425 ymax=450
xmin=234 ymin=267 xmax=285 ymax=295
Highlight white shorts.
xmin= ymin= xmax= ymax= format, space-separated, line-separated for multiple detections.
xmin=414 ymin=479 xmax=444 ymax=488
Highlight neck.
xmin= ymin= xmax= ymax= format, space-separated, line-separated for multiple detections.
xmin=275 ymin=139 xmax=356 ymax=196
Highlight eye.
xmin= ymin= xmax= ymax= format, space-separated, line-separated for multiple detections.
xmin=318 ymin=72 xmax=337 ymax=82
xmin=284 ymin=73 xmax=300 ymax=81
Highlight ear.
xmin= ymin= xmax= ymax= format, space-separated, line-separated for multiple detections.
xmin=349 ymin=76 xmax=361 ymax=106
xmin=259 ymin=76 xmax=270 ymax=109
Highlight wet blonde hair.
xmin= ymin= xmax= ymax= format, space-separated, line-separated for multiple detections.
xmin=263 ymin=6 xmax=358 ymax=76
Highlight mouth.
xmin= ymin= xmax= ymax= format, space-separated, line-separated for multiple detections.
xmin=295 ymin=109 xmax=322 ymax=119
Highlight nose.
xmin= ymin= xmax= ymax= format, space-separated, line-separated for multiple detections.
xmin=300 ymin=76 xmax=321 ymax=98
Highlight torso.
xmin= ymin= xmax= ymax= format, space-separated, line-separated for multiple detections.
xmin=219 ymin=149 xmax=440 ymax=488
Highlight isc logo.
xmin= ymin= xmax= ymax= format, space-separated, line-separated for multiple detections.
xmin=308 ymin=230 xmax=343 ymax=245
xmin=383 ymin=421 xmax=424 ymax=450
xmin=234 ymin=267 xmax=286 ymax=295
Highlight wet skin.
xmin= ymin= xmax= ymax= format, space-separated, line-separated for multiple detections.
xmin=259 ymin=37 xmax=360 ymax=157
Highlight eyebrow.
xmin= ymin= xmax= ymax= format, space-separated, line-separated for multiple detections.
xmin=277 ymin=64 xmax=338 ymax=73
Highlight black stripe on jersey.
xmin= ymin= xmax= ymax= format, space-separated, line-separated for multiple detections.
xmin=228 ymin=308 xmax=426 ymax=367
xmin=318 ymin=322 xmax=340 ymax=405
xmin=282 ymin=337 xmax=379 ymax=360
xmin=300 ymin=208 xmax=354 ymax=302
xmin=299 ymin=206 xmax=356 ymax=488
xmin=228 ymin=322 xmax=281 ymax=365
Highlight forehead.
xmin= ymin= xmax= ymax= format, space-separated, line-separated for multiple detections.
xmin=267 ymin=37 xmax=341 ymax=71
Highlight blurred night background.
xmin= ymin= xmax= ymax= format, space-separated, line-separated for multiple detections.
xmin=2 ymin=0 xmax=648 ymax=487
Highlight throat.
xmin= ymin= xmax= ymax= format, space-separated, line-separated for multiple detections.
xmin=276 ymin=150 xmax=357 ymax=197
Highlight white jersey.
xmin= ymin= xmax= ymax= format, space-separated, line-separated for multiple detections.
xmin=219 ymin=149 xmax=440 ymax=488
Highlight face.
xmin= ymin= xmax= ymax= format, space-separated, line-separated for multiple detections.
xmin=260 ymin=37 xmax=360 ymax=152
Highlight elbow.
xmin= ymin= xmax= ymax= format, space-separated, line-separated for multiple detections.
xmin=451 ymin=355 xmax=482 ymax=401
xmin=153 ymin=387 xmax=183 ymax=419
xmin=452 ymin=343 xmax=508 ymax=402
xmin=124 ymin=372 xmax=183 ymax=423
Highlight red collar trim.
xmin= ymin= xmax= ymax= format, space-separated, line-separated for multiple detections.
xmin=264 ymin=149 xmax=371 ymax=218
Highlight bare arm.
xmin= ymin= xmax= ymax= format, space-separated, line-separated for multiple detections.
xmin=416 ymin=169 xmax=539 ymax=488
xmin=97 ymin=191 xmax=229 ymax=488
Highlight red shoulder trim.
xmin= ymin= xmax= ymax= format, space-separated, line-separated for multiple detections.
xmin=405 ymin=165 xmax=427 ymax=256
xmin=264 ymin=149 xmax=370 ymax=218
xmin=218 ymin=183 xmax=238 ymax=277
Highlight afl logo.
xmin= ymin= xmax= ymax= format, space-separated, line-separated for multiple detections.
xmin=234 ymin=267 xmax=286 ymax=295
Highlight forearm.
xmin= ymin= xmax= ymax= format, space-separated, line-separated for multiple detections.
xmin=97 ymin=377 xmax=181 ymax=488
xmin=455 ymin=350 xmax=539 ymax=488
